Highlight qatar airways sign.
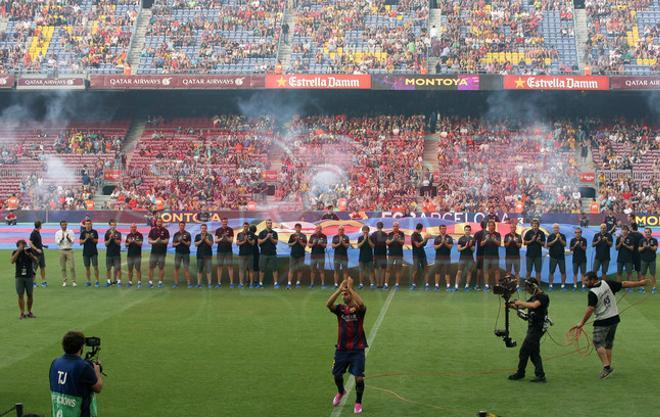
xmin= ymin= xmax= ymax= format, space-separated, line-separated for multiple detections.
xmin=89 ymin=75 xmax=264 ymax=89
xmin=17 ymin=77 xmax=85 ymax=90
xmin=265 ymin=74 xmax=371 ymax=89
xmin=504 ymin=75 xmax=609 ymax=90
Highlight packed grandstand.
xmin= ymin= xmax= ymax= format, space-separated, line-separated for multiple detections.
xmin=0 ymin=0 xmax=657 ymax=76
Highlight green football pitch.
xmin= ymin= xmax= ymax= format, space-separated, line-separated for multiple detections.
xmin=2 ymin=250 xmax=658 ymax=417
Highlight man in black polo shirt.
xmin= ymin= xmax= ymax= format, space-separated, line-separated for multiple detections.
xmin=639 ymin=228 xmax=657 ymax=294
xmin=386 ymin=222 xmax=405 ymax=289
xmin=332 ymin=226 xmax=350 ymax=287
xmin=570 ymin=228 xmax=588 ymax=289
xmin=125 ymin=223 xmax=143 ymax=287
xmin=195 ymin=224 xmax=214 ymax=288
xmin=257 ymin=219 xmax=279 ymax=288
xmin=148 ymin=217 xmax=170 ymax=288
xmin=628 ymin=223 xmax=643 ymax=280
xmin=432 ymin=224 xmax=453 ymax=291
xmin=308 ymin=225 xmax=328 ymax=288
xmin=29 ymin=221 xmax=48 ymax=287
xmin=321 ymin=206 xmax=339 ymax=220
xmin=356 ymin=226 xmax=374 ymax=289
xmin=579 ymin=214 xmax=589 ymax=228
xmin=504 ymin=221 xmax=522 ymax=282
xmin=455 ymin=225 xmax=475 ymax=291
xmin=236 ymin=222 xmax=255 ymax=288
xmin=12 ymin=240 xmax=38 ymax=319
xmin=410 ymin=223 xmax=429 ymax=290
xmin=80 ymin=220 xmax=99 ymax=287
xmin=546 ymin=223 xmax=567 ymax=291
xmin=215 ymin=217 xmax=234 ymax=288
xmin=172 ymin=222 xmax=192 ymax=288
xmin=604 ymin=210 xmax=617 ymax=236
xmin=370 ymin=222 xmax=388 ymax=288
xmin=287 ymin=223 xmax=307 ymax=288
xmin=473 ymin=220 xmax=488 ymax=290
xmin=523 ymin=219 xmax=545 ymax=280
xmin=481 ymin=220 xmax=501 ymax=290
xmin=615 ymin=225 xmax=635 ymax=284
xmin=104 ymin=219 xmax=122 ymax=287
xmin=592 ymin=223 xmax=613 ymax=280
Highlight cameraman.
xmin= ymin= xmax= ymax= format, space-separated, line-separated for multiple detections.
xmin=50 ymin=331 xmax=103 ymax=417
xmin=12 ymin=239 xmax=38 ymax=319
xmin=508 ymin=278 xmax=549 ymax=383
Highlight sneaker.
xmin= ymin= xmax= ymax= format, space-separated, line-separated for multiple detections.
xmin=33 ymin=282 xmax=38 ymax=288
xmin=196 ymin=284 xmax=202 ymax=289
xmin=274 ymin=283 xmax=280 ymax=289
xmin=384 ymin=284 xmax=389 ymax=290
xmin=72 ymin=282 xmax=77 ymax=287
xmin=26 ymin=312 xmax=36 ymax=319
xmin=464 ymin=286 xmax=471 ymax=292
xmin=411 ymin=283 xmax=416 ymax=290
xmin=157 ymin=282 xmax=164 ymax=288
xmin=95 ymin=281 xmax=100 ymax=288
xmin=561 ymin=285 xmax=566 ymax=291
xmin=61 ymin=282 xmax=67 ymax=287
xmin=105 ymin=281 xmax=112 ymax=288
xmin=117 ymin=282 xmax=123 ymax=288
xmin=394 ymin=284 xmax=400 ymax=290
xmin=41 ymin=281 xmax=48 ymax=288
xmin=548 ymin=285 xmax=554 ymax=292
xmin=187 ymin=284 xmax=193 ymax=289
xmin=484 ymin=285 xmax=490 ymax=292
xmin=332 ymin=391 xmax=345 ymax=407
xmin=358 ymin=283 xmax=364 ymax=289
xmin=127 ymin=282 xmax=133 ymax=288
xmin=137 ymin=282 xmax=143 ymax=289
xmin=208 ymin=284 xmax=213 ymax=289
xmin=354 ymin=403 xmax=362 ymax=414
xmin=229 ymin=284 xmax=235 ymax=289
xmin=321 ymin=284 xmax=327 ymax=289
xmin=309 ymin=284 xmax=315 ymax=289
xmin=286 ymin=283 xmax=292 ymax=290
xmin=474 ymin=286 xmax=481 ymax=292
xmin=653 ymin=288 xmax=657 ymax=295
xmin=370 ymin=283 xmax=375 ymax=289
xmin=639 ymin=287 xmax=646 ymax=294
xmin=148 ymin=282 xmax=154 ymax=288
xmin=258 ymin=282 xmax=264 ymax=288
xmin=239 ymin=283 xmax=245 ymax=289
xmin=573 ymin=285 xmax=577 ymax=292
xmin=424 ymin=283 xmax=430 ymax=291
xmin=85 ymin=282 xmax=92 ymax=287
xmin=530 ymin=376 xmax=546 ymax=383
xmin=215 ymin=284 xmax=222 ymax=288
xmin=334 ymin=283 xmax=339 ymax=289
xmin=599 ymin=367 xmax=614 ymax=379
xmin=171 ymin=284 xmax=177 ymax=289
xmin=508 ymin=373 xmax=525 ymax=381
xmin=19 ymin=313 xmax=26 ymax=320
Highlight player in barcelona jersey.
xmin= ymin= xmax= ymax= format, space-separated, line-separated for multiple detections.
xmin=326 ymin=277 xmax=367 ymax=414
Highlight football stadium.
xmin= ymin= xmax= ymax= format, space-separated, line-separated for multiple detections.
xmin=0 ymin=1 xmax=658 ymax=416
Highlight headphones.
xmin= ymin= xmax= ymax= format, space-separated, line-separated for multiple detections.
xmin=524 ymin=277 xmax=540 ymax=291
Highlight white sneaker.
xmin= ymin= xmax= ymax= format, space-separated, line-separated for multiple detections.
xmin=72 ymin=282 xmax=78 ymax=287
xmin=62 ymin=282 xmax=67 ymax=287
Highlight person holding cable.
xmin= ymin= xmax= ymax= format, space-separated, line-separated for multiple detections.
xmin=572 ymin=271 xmax=649 ymax=379
xmin=55 ymin=220 xmax=77 ymax=287
xmin=50 ymin=331 xmax=104 ymax=417
xmin=508 ymin=277 xmax=549 ymax=383
xmin=12 ymin=239 xmax=38 ymax=319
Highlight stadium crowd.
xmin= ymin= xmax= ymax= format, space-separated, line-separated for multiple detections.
xmin=290 ymin=0 xmax=429 ymax=74
xmin=435 ymin=0 xmax=577 ymax=74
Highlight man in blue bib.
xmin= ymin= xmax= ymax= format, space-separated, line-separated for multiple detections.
xmin=50 ymin=331 xmax=104 ymax=417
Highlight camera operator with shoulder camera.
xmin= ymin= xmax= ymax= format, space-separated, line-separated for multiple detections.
xmin=508 ymin=278 xmax=549 ymax=383
xmin=50 ymin=331 xmax=104 ymax=417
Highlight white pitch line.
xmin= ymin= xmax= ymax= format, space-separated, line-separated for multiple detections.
xmin=331 ymin=289 xmax=397 ymax=417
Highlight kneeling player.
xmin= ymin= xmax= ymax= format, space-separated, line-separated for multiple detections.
xmin=326 ymin=278 xmax=367 ymax=414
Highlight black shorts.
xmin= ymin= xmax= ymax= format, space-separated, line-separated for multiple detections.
xmin=16 ymin=277 xmax=34 ymax=296
xmin=593 ymin=323 xmax=618 ymax=350
xmin=83 ymin=254 xmax=98 ymax=268
xmin=35 ymin=252 xmax=46 ymax=269
xmin=413 ymin=256 xmax=428 ymax=270
xmin=476 ymin=255 xmax=484 ymax=270
xmin=332 ymin=350 xmax=365 ymax=377
xmin=374 ymin=255 xmax=387 ymax=270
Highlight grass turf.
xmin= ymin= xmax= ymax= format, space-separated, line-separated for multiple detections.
xmin=1 ymin=250 xmax=658 ymax=417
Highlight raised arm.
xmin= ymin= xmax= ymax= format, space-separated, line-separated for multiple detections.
xmin=326 ymin=281 xmax=346 ymax=311
xmin=346 ymin=278 xmax=364 ymax=308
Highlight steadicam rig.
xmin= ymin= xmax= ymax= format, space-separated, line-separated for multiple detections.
xmin=493 ymin=274 xmax=519 ymax=348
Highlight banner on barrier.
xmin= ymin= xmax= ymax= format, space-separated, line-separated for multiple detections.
xmin=372 ymin=74 xmax=480 ymax=90
xmin=0 ymin=74 xmax=15 ymax=89
xmin=16 ymin=77 xmax=86 ymax=90
xmin=610 ymin=76 xmax=660 ymax=90
xmin=504 ymin=75 xmax=609 ymax=90
xmin=89 ymin=75 xmax=264 ymax=89
xmin=265 ymin=74 xmax=371 ymax=89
